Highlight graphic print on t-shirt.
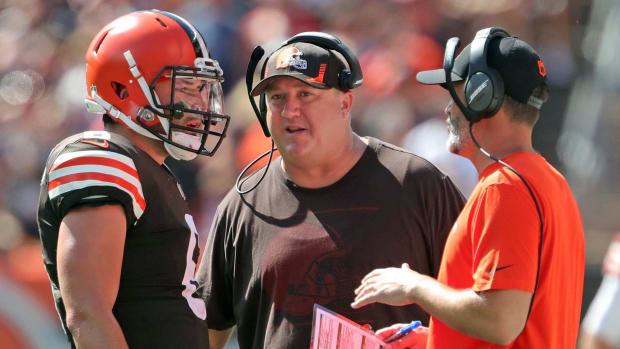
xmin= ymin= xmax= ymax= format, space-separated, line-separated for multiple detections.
xmin=261 ymin=220 xmax=351 ymax=325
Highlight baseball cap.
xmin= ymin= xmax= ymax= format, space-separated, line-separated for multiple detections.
xmin=250 ymin=42 xmax=348 ymax=96
xmin=416 ymin=36 xmax=547 ymax=105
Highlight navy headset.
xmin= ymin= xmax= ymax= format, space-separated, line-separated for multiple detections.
xmin=237 ymin=32 xmax=363 ymax=194
xmin=444 ymin=27 xmax=545 ymax=324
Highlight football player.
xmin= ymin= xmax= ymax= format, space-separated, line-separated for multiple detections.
xmin=37 ymin=10 xmax=228 ymax=348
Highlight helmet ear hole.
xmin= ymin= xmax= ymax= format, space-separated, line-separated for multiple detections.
xmin=155 ymin=17 xmax=167 ymax=28
xmin=111 ymin=81 xmax=128 ymax=100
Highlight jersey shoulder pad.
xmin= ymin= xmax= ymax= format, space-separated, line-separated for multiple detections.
xmin=46 ymin=131 xmax=146 ymax=221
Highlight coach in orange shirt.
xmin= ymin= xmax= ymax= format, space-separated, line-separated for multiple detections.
xmin=351 ymin=27 xmax=585 ymax=348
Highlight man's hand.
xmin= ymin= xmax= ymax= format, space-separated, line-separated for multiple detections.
xmin=351 ymin=263 xmax=420 ymax=309
xmin=352 ymin=260 xmax=532 ymax=345
xmin=376 ymin=324 xmax=429 ymax=349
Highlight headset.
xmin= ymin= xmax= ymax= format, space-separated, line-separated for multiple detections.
xmin=236 ymin=32 xmax=363 ymax=194
xmin=246 ymin=31 xmax=363 ymax=137
xmin=445 ymin=27 xmax=508 ymax=122
xmin=444 ymin=27 xmax=544 ymax=324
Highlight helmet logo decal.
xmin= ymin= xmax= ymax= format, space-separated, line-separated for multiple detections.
xmin=537 ymin=59 xmax=547 ymax=77
xmin=275 ymin=47 xmax=307 ymax=70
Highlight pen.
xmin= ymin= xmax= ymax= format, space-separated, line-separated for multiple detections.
xmin=384 ymin=320 xmax=422 ymax=343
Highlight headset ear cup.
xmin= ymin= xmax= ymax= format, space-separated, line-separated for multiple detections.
xmin=464 ymin=69 xmax=505 ymax=120
xmin=461 ymin=28 xmax=510 ymax=121
xmin=485 ymin=68 xmax=504 ymax=117
xmin=339 ymin=69 xmax=353 ymax=90
xmin=465 ymin=72 xmax=492 ymax=113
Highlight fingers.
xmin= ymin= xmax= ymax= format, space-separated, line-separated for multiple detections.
xmin=354 ymin=277 xmax=369 ymax=295
xmin=354 ymin=280 xmax=380 ymax=296
xmin=393 ymin=326 xmax=429 ymax=348
xmin=352 ymin=275 xmax=380 ymax=308
xmin=350 ymin=290 xmax=377 ymax=309
xmin=355 ymin=266 xmax=401 ymax=294
xmin=375 ymin=323 xmax=408 ymax=339
xmin=354 ymin=280 xmax=369 ymax=295
xmin=359 ymin=266 xmax=401 ymax=285
xmin=359 ymin=268 xmax=383 ymax=285
xmin=353 ymin=264 xmax=415 ymax=309
xmin=355 ymin=271 xmax=383 ymax=295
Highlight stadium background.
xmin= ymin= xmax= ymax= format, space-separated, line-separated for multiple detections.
xmin=0 ymin=0 xmax=617 ymax=347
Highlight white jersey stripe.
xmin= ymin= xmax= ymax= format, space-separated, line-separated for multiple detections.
xmin=49 ymin=179 xmax=144 ymax=220
xmin=49 ymin=164 xmax=143 ymax=198
xmin=52 ymin=150 xmax=137 ymax=171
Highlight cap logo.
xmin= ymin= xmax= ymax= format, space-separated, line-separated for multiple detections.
xmin=306 ymin=63 xmax=327 ymax=84
xmin=537 ymin=59 xmax=547 ymax=77
xmin=275 ymin=47 xmax=307 ymax=70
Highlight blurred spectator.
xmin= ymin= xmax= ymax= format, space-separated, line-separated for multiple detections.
xmin=579 ymin=234 xmax=620 ymax=349
xmin=0 ymin=210 xmax=66 ymax=349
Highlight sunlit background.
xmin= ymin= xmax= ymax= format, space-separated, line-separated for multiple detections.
xmin=0 ymin=0 xmax=617 ymax=347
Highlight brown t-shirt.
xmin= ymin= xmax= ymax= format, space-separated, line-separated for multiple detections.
xmin=197 ymin=137 xmax=465 ymax=349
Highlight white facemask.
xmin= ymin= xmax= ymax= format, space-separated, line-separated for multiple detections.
xmin=164 ymin=131 xmax=202 ymax=161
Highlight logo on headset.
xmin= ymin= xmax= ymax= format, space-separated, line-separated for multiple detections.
xmin=275 ymin=47 xmax=307 ymax=71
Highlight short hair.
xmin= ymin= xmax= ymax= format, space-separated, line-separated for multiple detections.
xmin=503 ymin=85 xmax=549 ymax=126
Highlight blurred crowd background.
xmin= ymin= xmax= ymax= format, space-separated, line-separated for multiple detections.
xmin=0 ymin=0 xmax=618 ymax=347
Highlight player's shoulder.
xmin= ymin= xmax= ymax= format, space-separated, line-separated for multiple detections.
xmin=43 ymin=130 xmax=147 ymax=221
xmin=50 ymin=130 xmax=136 ymax=156
xmin=46 ymin=131 xmax=142 ymax=171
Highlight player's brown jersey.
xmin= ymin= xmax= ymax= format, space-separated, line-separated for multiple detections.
xmin=37 ymin=130 xmax=208 ymax=348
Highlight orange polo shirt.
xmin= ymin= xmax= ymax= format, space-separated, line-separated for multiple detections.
xmin=428 ymin=152 xmax=585 ymax=348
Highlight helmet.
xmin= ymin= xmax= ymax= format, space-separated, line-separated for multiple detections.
xmin=84 ymin=9 xmax=229 ymax=160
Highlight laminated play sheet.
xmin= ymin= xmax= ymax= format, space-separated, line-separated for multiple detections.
xmin=310 ymin=304 xmax=391 ymax=349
